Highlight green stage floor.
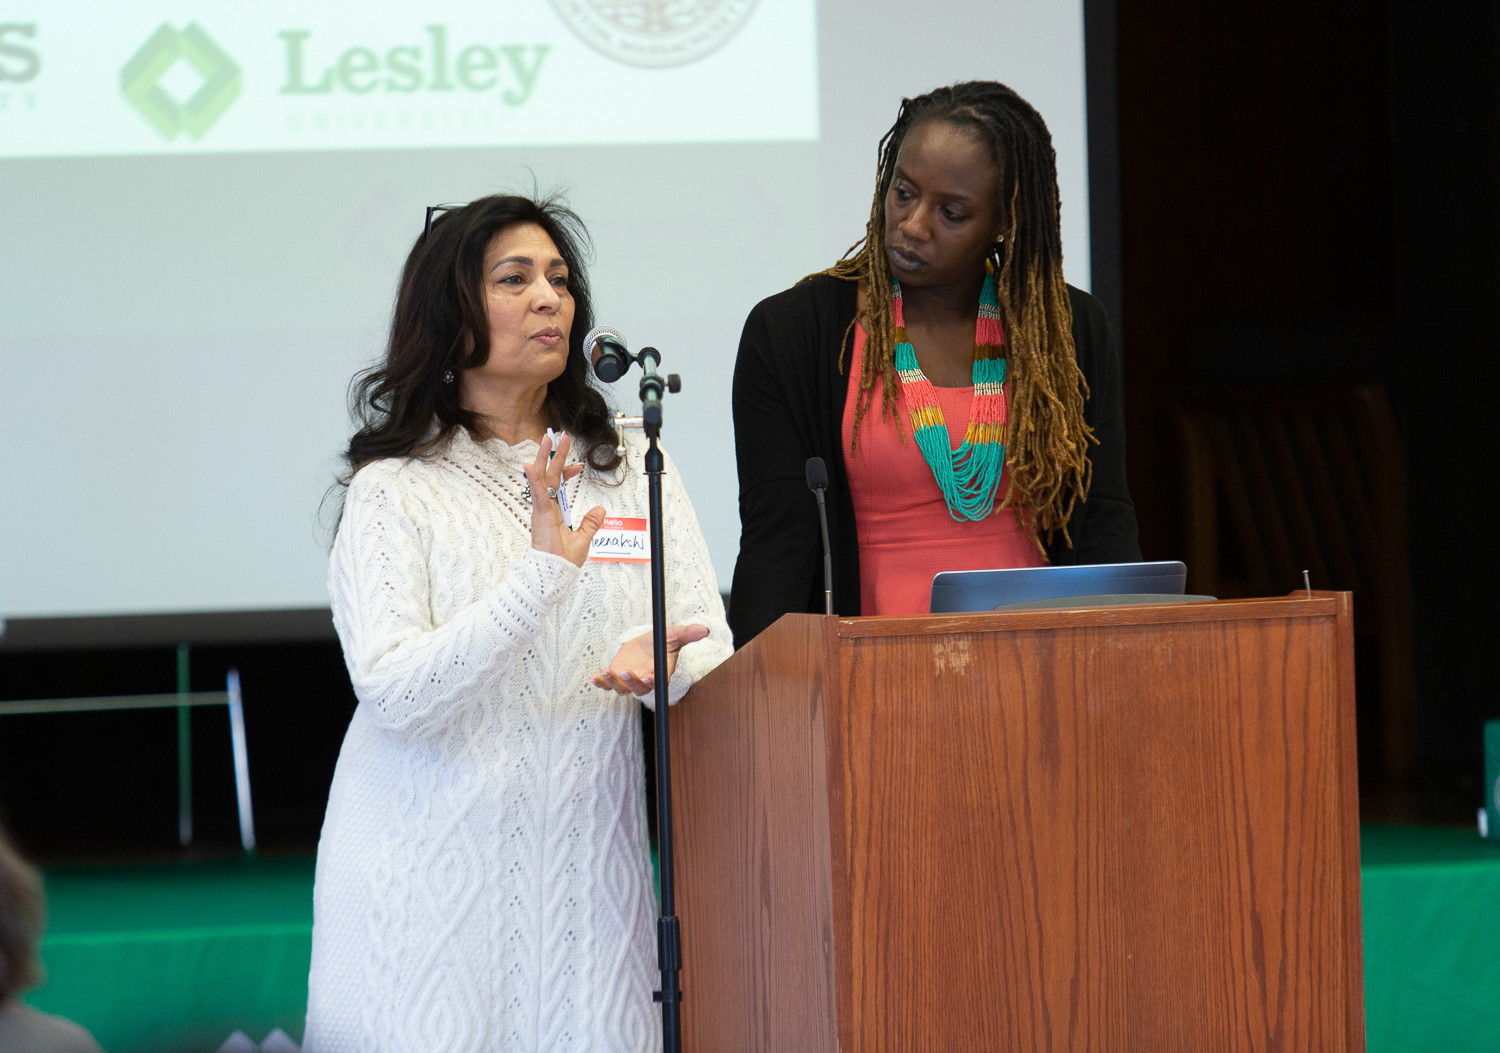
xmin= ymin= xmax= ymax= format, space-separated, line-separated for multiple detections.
xmin=24 ymin=828 xmax=1500 ymax=1052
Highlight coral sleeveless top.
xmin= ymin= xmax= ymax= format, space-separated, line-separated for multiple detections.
xmin=842 ymin=323 xmax=1046 ymax=616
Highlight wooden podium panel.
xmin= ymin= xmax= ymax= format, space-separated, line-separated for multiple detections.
xmin=672 ymin=594 xmax=1363 ymax=1052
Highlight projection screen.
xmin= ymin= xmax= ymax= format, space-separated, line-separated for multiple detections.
xmin=0 ymin=0 xmax=1091 ymax=622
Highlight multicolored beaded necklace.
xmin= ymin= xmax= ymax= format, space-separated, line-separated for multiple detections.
xmin=891 ymin=270 xmax=1008 ymax=521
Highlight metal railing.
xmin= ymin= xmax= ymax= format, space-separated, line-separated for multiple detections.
xmin=0 ymin=667 xmax=256 ymax=853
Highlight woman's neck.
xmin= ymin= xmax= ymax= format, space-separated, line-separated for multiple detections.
xmin=897 ymin=267 xmax=987 ymax=325
xmin=460 ymin=375 xmax=549 ymax=445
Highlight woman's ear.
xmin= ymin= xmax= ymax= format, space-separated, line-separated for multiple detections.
xmin=456 ymin=321 xmax=485 ymax=370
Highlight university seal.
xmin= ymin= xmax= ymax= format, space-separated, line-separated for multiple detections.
xmin=552 ymin=0 xmax=759 ymax=69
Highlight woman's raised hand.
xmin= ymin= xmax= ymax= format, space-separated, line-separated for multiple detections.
xmin=524 ymin=431 xmax=607 ymax=567
xmin=591 ymin=624 xmax=711 ymax=697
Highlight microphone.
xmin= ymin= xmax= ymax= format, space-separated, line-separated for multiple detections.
xmin=582 ymin=324 xmax=631 ymax=382
xmin=637 ymin=346 xmax=663 ymax=427
xmin=805 ymin=457 xmax=834 ymax=616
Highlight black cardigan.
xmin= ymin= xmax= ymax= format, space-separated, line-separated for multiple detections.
xmin=727 ymin=274 xmax=1141 ymax=648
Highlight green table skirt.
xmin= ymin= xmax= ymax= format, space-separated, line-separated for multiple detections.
xmin=28 ymin=856 xmax=314 ymax=1053
xmin=26 ymin=829 xmax=1500 ymax=1053
xmin=1360 ymin=826 xmax=1500 ymax=1052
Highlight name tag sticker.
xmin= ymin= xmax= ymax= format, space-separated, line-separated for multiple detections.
xmin=588 ymin=517 xmax=650 ymax=563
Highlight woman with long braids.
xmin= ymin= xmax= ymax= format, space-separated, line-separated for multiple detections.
xmin=305 ymin=195 xmax=731 ymax=1051
xmin=729 ymin=81 xmax=1140 ymax=645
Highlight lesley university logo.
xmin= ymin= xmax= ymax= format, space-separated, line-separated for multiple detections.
xmin=121 ymin=23 xmax=240 ymax=141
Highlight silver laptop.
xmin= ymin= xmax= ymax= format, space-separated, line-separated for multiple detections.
xmin=929 ymin=561 xmax=1196 ymax=614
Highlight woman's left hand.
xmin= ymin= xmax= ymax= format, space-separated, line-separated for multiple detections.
xmin=523 ymin=431 xmax=606 ymax=567
xmin=591 ymin=624 xmax=710 ymax=696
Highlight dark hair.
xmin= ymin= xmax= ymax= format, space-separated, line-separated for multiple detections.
xmin=0 ymin=823 xmax=44 ymax=1001
xmin=344 ymin=194 xmax=622 ymax=475
xmin=819 ymin=81 xmax=1093 ymax=547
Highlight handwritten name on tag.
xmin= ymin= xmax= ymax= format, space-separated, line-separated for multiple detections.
xmin=587 ymin=516 xmax=650 ymax=563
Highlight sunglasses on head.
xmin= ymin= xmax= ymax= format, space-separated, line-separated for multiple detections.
xmin=423 ymin=202 xmax=467 ymax=238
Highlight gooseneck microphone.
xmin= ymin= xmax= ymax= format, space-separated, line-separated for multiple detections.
xmin=581 ymin=324 xmax=632 ymax=382
xmin=805 ymin=457 xmax=834 ymax=616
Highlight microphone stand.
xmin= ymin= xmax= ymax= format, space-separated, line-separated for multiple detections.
xmin=635 ymin=346 xmax=685 ymax=1053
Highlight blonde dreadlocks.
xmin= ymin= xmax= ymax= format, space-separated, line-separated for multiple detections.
xmin=819 ymin=81 xmax=1094 ymax=548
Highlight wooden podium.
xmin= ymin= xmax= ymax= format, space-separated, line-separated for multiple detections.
xmin=671 ymin=593 xmax=1365 ymax=1051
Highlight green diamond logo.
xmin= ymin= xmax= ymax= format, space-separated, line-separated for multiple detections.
xmin=121 ymin=23 xmax=240 ymax=141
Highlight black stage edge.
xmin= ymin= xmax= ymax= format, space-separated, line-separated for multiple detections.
xmin=0 ymin=608 xmax=337 ymax=651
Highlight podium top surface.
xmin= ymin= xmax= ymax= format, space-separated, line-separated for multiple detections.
xmin=822 ymin=590 xmax=1345 ymax=640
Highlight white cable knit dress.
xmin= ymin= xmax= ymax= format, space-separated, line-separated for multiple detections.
xmin=304 ymin=426 xmax=732 ymax=1053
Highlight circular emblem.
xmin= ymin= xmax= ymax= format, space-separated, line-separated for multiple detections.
xmin=552 ymin=0 xmax=759 ymax=69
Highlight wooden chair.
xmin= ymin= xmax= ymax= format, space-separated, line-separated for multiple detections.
xmin=1176 ymin=383 xmax=1415 ymax=791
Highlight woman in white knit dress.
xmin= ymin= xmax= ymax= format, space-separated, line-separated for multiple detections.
xmin=304 ymin=196 xmax=732 ymax=1053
